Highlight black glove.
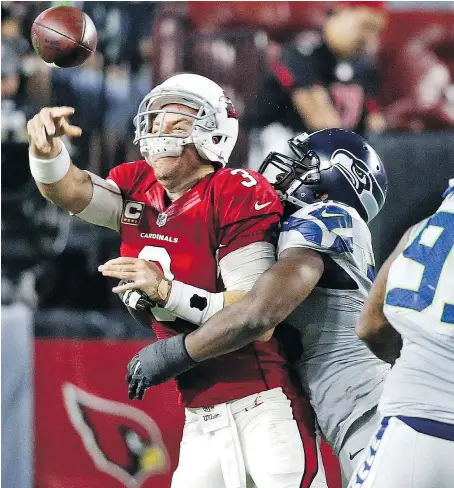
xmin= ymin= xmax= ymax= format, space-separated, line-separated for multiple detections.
xmin=126 ymin=354 xmax=153 ymax=400
xmin=126 ymin=334 xmax=197 ymax=400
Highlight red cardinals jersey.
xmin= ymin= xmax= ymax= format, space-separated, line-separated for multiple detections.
xmin=108 ymin=161 xmax=294 ymax=408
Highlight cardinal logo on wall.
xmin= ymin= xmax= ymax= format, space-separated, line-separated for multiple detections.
xmin=62 ymin=383 xmax=170 ymax=487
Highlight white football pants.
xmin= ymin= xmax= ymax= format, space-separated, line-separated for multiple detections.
xmin=171 ymin=387 xmax=328 ymax=488
xmin=338 ymin=407 xmax=382 ymax=487
xmin=347 ymin=416 xmax=454 ymax=488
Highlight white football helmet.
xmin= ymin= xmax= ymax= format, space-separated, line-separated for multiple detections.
xmin=133 ymin=73 xmax=239 ymax=166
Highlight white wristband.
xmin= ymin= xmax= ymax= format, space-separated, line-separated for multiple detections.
xmin=29 ymin=142 xmax=71 ymax=184
xmin=164 ymin=280 xmax=224 ymax=326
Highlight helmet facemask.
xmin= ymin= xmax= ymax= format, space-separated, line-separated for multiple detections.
xmin=259 ymin=138 xmax=322 ymax=207
xmin=134 ymin=87 xmax=232 ymax=166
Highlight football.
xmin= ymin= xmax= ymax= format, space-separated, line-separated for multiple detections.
xmin=31 ymin=6 xmax=97 ymax=68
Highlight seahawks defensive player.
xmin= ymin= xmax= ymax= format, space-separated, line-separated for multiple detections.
xmin=349 ymin=179 xmax=454 ymax=488
xmin=121 ymin=129 xmax=389 ymax=486
xmin=258 ymin=129 xmax=390 ymax=484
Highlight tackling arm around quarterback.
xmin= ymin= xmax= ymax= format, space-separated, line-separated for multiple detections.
xmin=185 ymin=246 xmax=324 ymax=360
xmin=122 ymin=245 xmax=324 ymax=399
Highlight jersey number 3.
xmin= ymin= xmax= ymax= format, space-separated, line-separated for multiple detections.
xmin=138 ymin=246 xmax=176 ymax=322
xmin=230 ymin=169 xmax=257 ymax=187
xmin=386 ymin=211 xmax=454 ymax=324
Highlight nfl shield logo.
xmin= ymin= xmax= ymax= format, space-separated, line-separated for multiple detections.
xmin=156 ymin=213 xmax=168 ymax=227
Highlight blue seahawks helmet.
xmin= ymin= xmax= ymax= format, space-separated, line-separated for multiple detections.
xmin=259 ymin=128 xmax=388 ymax=222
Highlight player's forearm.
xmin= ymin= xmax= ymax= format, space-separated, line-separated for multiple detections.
xmin=185 ymin=293 xmax=275 ymax=362
xmin=359 ymin=323 xmax=402 ymax=365
xmin=185 ymin=276 xmax=297 ymax=362
xmin=161 ymin=283 xmax=272 ymax=341
xmin=357 ymin=288 xmax=402 ymax=365
xmin=36 ymin=164 xmax=93 ymax=213
xmin=30 ymin=141 xmax=93 ymax=214
xmin=185 ymin=261 xmax=312 ymax=361
xmin=162 ymin=242 xmax=276 ymax=325
xmin=357 ymin=228 xmax=412 ymax=365
xmin=186 ymin=248 xmax=324 ymax=362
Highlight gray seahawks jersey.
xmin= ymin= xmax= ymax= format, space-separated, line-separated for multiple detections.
xmin=380 ymin=181 xmax=454 ymax=423
xmin=278 ymin=200 xmax=390 ymax=453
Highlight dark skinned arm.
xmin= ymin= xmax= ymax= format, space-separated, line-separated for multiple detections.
xmin=185 ymin=247 xmax=324 ymax=362
xmin=356 ymin=227 xmax=414 ymax=365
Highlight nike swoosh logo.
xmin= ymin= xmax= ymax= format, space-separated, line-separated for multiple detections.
xmin=349 ymin=448 xmax=364 ymax=461
xmin=321 ymin=209 xmax=345 ymax=218
xmin=254 ymin=201 xmax=272 ymax=211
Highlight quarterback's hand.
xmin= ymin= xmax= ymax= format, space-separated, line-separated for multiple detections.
xmin=126 ymin=335 xmax=197 ymax=400
xmin=99 ymin=257 xmax=171 ymax=304
xmin=117 ymin=280 xmax=156 ymax=311
xmin=27 ymin=106 xmax=82 ymax=158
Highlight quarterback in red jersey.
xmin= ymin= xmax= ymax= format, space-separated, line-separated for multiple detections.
xmin=27 ymin=73 xmax=326 ymax=488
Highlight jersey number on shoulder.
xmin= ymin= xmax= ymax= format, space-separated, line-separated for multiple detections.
xmin=386 ymin=211 xmax=454 ymax=324
xmin=138 ymin=246 xmax=176 ymax=322
xmin=230 ymin=169 xmax=257 ymax=188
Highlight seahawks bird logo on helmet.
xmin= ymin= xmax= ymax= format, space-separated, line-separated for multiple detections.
xmin=259 ymin=128 xmax=388 ymax=222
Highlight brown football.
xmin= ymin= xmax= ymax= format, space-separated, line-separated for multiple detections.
xmin=31 ymin=6 xmax=97 ymax=68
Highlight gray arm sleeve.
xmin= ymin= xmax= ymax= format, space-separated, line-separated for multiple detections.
xmin=72 ymin=171 xmax=123 ymax=231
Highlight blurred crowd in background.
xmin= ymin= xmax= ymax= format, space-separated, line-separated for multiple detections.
xmin=2 ymin=0 xmax=454 ymax=338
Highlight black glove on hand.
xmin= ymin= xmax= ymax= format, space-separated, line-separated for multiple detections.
xmin=126 ymin=354 xmax=152 ymax=400
xmin=126 ymin=334 xmax=197 ymax=400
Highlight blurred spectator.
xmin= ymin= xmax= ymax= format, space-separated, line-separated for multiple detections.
xmin=382 ymin=24 xmax=454 ymax=131
xmin=1 ymin=5 xmax=31 ymax=143
xmin=248 ymin=1 xmax=387 ymax=169
xmin=1 ymin=2 xmax=53 ymax=140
